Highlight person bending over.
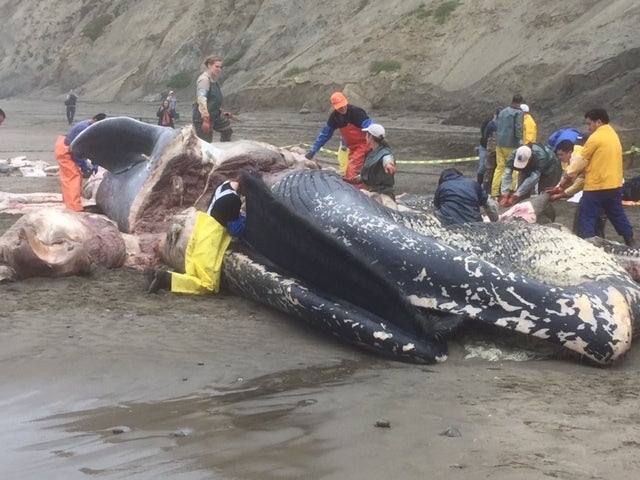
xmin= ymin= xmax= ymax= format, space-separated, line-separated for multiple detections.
xmin=144 ymin=179 xmax=246 ymax=294
xmin=435 ymin=168 xmax=498 ymax=225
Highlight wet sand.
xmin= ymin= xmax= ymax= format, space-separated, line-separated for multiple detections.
xmin=2 ymin=99 xmax=640 ymax=479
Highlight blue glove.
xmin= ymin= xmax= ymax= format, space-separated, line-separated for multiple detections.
xmin=226 ymin=214 xmax=246 ymax=237
xmin=76 ymin=159 xmax=93 ymax=178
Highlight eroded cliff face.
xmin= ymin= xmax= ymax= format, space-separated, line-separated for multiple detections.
xmin=0 ymin=0 xmax=639 ymax=128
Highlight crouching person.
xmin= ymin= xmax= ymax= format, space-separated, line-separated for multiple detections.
xmin=434 ymin=168 xmax=498 ymax=225
xmin=144 ymin=178 xmax=246 ymax=294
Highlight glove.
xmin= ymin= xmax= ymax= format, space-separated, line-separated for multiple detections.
xmin=226 ymin=214 xmax=247 ymax=237
xmin=304 ymin=150 xmax=314 ymax=160
xmin=77 ymin=159 xmax=92 ymax=178
xmin=550 ymin=191 xmax=568 ymax=202
xmin=498 ymin=194 xmax=511 ymax=208
xmin=91 ymin=164 xmax=99 ymax=175
xmin=545 ymin=186 xmax=563 ymax=196
xmin=202 ymin=116 xmax=211 ymax=134
xmin=557 ymin=174 xmax=572 ymax=191
xmin=505 ymin=194 xmax=520 ymax=207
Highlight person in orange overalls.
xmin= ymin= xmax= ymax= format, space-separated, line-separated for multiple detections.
xmin=54 ymin=113 xmax=106 ymax=211
xmin=305 ymin=92 xmax=373 ymax=186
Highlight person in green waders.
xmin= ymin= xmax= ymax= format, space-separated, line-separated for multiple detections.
xmin=192 ymin=55 xmax=233 ymax=142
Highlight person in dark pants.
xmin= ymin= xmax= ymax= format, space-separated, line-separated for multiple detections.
xmin=549 ymin=108 xmax=635 ymax=246
xmin=192 ymin=55 xmax=232 ymax=142
xmin=64 ymin=89 xmax=78 ymax=125
xmin=553 ymin=134 xmax=607 ymax=238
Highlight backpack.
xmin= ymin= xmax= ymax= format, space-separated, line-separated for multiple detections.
xmin=623 ymin=175 xmax=640 ymax=201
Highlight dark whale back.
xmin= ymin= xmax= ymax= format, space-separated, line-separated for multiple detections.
xmin=269 ymin=169 xmax=636 ymax=364
xmin=239 ymin=170 xmax=448 ymax=340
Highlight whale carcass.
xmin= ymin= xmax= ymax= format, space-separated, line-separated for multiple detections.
xmin=3 ymin=117 xmax=638 ymax=365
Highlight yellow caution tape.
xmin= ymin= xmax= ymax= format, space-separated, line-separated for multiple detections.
xmin=397 ymin=156 xmax=479 ymax=165
xmin=281 ymin=143 xmax=479 ymax=164
xmin=624 ymin=146 xmax=640 ymax=155
xmin=283 ymin=142 xmax=640 ymax=163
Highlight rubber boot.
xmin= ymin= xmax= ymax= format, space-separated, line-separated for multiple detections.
xmin=220 ymin=127 xmax=233 ymax=142
xmin=144 ymin=268 xmax=172 ymax=293
xmin=623 ymin=236 xmax=636 ymax=247
xmin=143 ymin=267 xmax=156 ymax=292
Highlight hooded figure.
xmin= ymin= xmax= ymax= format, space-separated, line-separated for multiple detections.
xmin=434 ymin=168 xmax=498 ymax=225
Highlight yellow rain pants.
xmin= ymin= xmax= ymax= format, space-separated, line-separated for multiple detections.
xmin=337 ymin=146 xmax=349 ymax=174
xmin=170 ymin=211 xmax=232 ymax=295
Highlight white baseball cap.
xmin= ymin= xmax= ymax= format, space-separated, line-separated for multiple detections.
xmin=513 ymin=145 xmax=532 ymax=169
xmin=362 ymin=123 xmax=385 ymax=138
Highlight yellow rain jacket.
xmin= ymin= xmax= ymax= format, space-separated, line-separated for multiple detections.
xmin=170 ymin=211 xmax=232 ymax=295
xmin=523 ymin=113 xmax=537 ymax=144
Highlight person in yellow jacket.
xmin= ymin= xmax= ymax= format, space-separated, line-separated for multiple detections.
xmin=520 ymin=104 xmax=537 ymax=144
xmin=552 ymin=133 xmax=606 ymax=237
xmin=144 ymin=179 xmax=246 ymax=294
xmin=547 ymin=108 xmax=634 ymax=246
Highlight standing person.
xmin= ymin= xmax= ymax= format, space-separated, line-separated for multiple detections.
xmin=54 ymin=113 xmax=106 ymax=211
xmin=167 ymin=90 xmax=178 ymax=119
xmin=481 ymin=109 xmax=499 ymax=194
xmin=491 ymin=94 xmax=524 ymax=197
xmin=498 ymin=144 xmax=561 ymax=207
xmin=144 ymin=178 xmax=246 ymax=294
xmin=0 ymin=108 xmax=5 ymax=125
xmin=520 ymin=103 xmax=537 ymax=144
xmin=354 ymin=123 xmax=396 ymax=206
xmin=552 ymin=133 xmax=607 ymax=237
xmin=477 ymin=112 xmax=494 ymax=185
xmin=548 ymin=108 xmax=635 ymax=246
xmin=156 ymin=99 xmax=175 ymax=128
xmin=64 ymin=89 xmax=79 ymax=125
xmin=193 ymin=55 xmax=233 ymax=142
xmin=305 ymin=92 xmax=373 ymax=186
xmin=434 ymin=168 xmax=498 ymax=225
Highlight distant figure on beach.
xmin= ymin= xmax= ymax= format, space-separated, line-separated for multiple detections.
xmin=64 ymin=89 xmax=79 ymax=125
xmin=167 ymin=90 xmax=178 ymax=120
xmin=54 ymin=113 xmax=106 ymax=211
xmin=156 ymin=99 xmax=175 ymax=128
xmin=0 ymin=108 xmax=5 ymax=125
